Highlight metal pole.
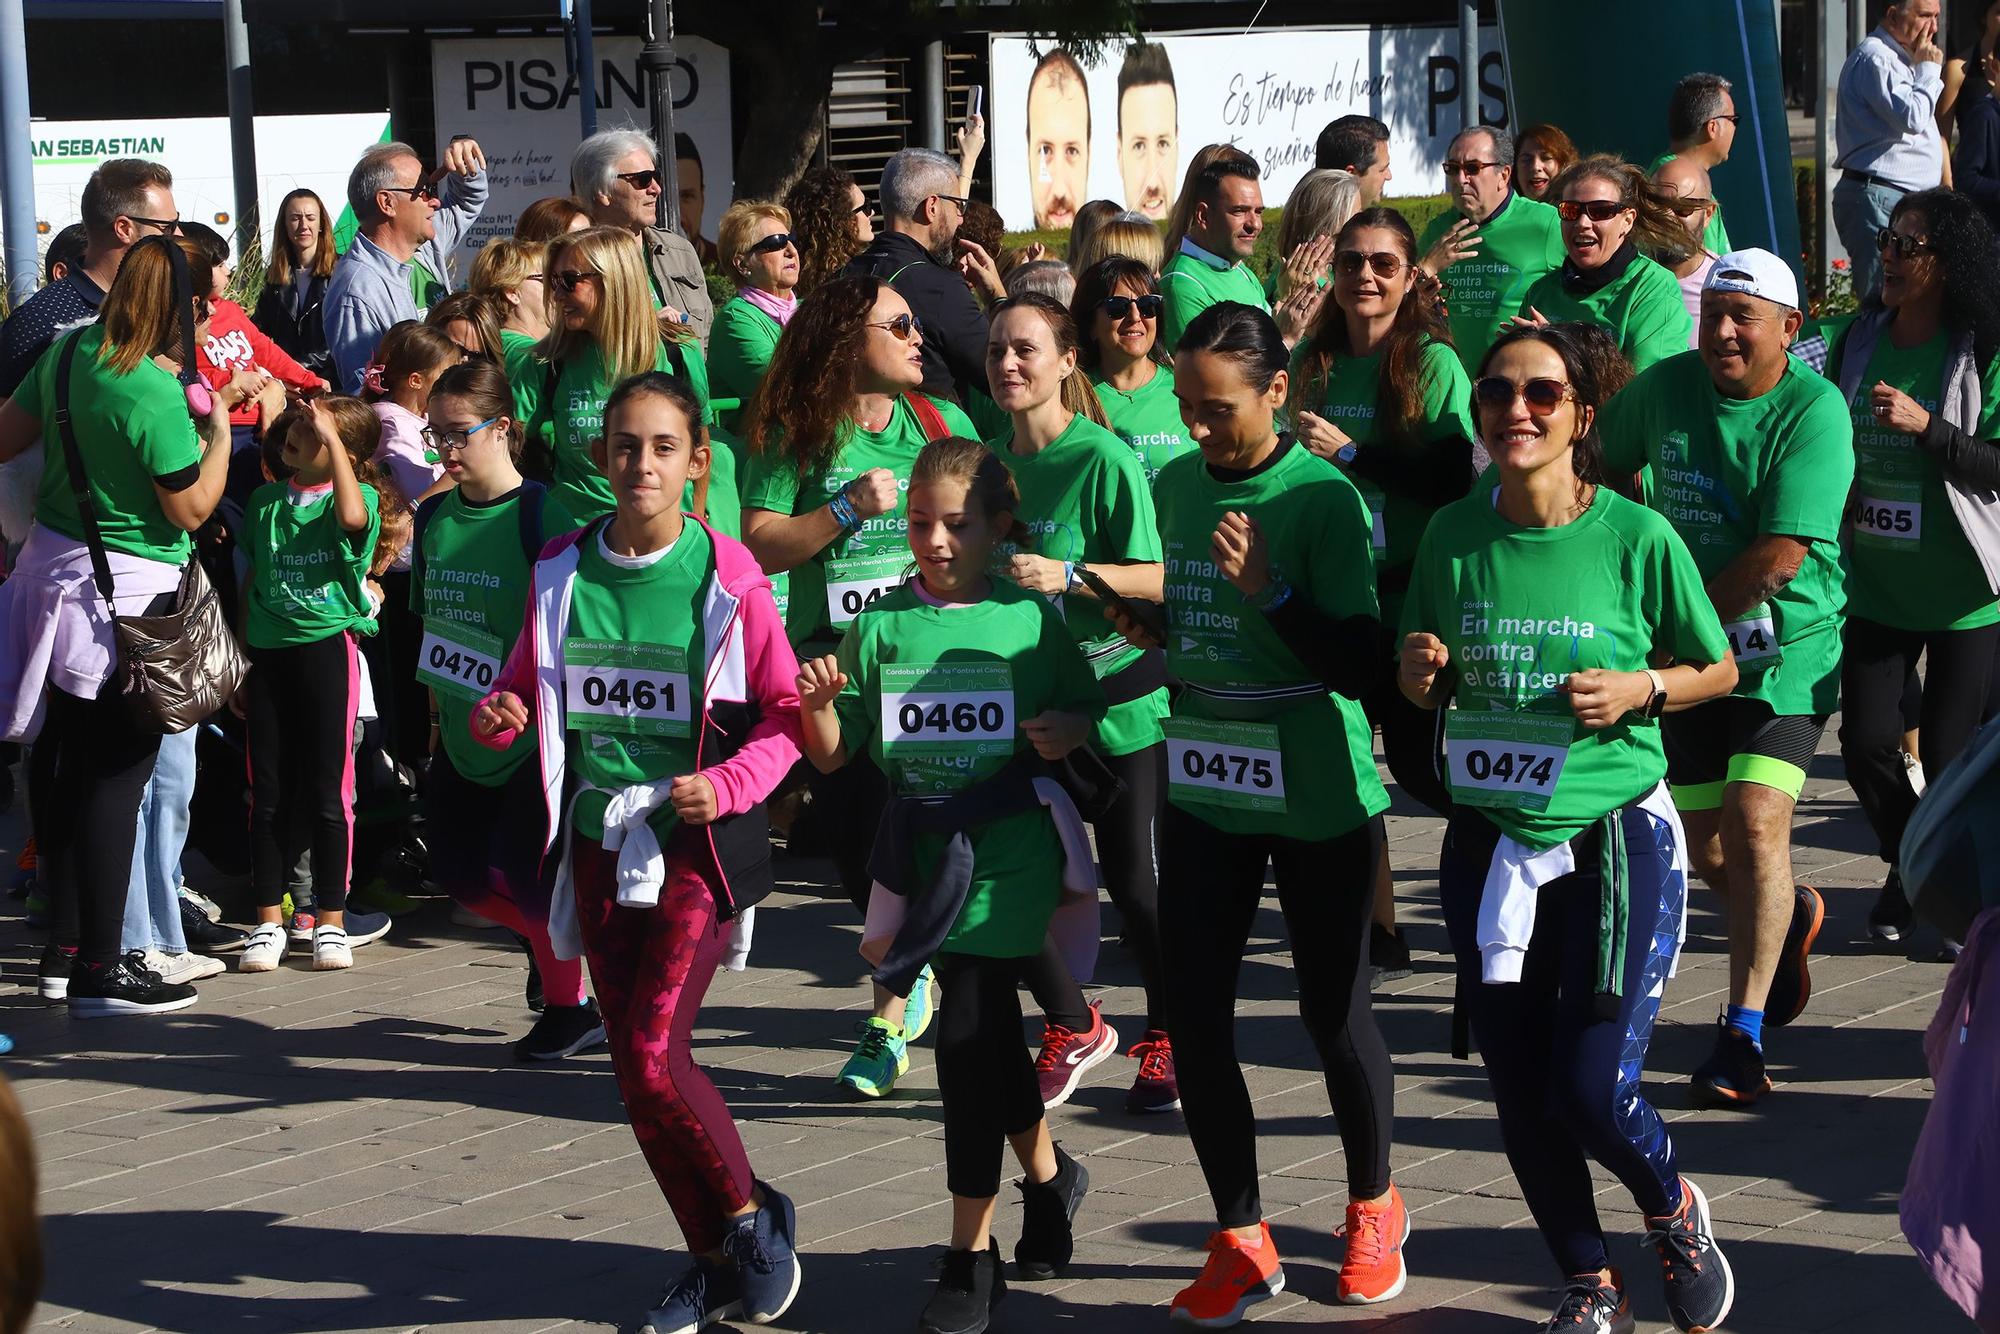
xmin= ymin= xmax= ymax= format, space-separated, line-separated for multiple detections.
xmin=1459 ymin=0 xmax=1480 ymax=130
xmin=0 ymin=0 xmax=38 ymax=309
xmin=1818 ymin=0 xmax=1849 ymax=300
xmin=922 ymin=40 xmax=947 ymax=151
xmin=573 ymin=0 xmax=598 ymax=140
xmin=223 ymin=0 xmax=258 ymax=263
xmin=642 ymin=0 xmax=682 ymax=236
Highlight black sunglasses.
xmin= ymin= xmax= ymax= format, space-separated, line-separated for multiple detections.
xmin=382 ymin=183 xmax=439 ymax=204
xmin=852 ymin=200 xmax=874 ymax=218
xmin=1101 ymin=294 xmax=1163 ymax=320
xmin=550 ymin=268 xmax=602 ymax=295
xmin=616 ymin=169 xmax=663 ymax=190
xmin=1876 ymin=228 xmax=1934 ymax=258
xmin=1556 ymin=199 xmax=1631 ymax=223
xmin=1335 ymin=250 xmax=1406 ymax=278
xmin=126 ymin=214 xmax=182 ymax=234
xmin=747 ymin=232 xmax=797 ymax=257
xmin=867 ymin=313 xmax=923 ymax=341
xmin=1474 ymin=376 xmax=1576 ymax=415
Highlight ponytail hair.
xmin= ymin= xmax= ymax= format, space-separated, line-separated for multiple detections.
xmin=911 ymin=435 xmax=1031 ymax=548
xmin=989 ymin=292 xmax=1111 ymax=430
xmin=429 ymin=359 xmax=520 ymax=461
xmin=1175 ymin=300 xmax=1289 ymax=393
xmin=367 ymin=321 xmax=460 ymax=403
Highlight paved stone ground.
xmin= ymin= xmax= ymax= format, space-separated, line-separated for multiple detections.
xmin=0 ymin=727 xmax=1969 ymax=1334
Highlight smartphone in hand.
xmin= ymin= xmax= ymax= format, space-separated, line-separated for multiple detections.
xmin=1076 ymin=564 xmax=1166 ymax=647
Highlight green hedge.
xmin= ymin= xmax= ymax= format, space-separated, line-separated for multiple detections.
xmin=1004 ymin=196 xmax=1456 ymax=280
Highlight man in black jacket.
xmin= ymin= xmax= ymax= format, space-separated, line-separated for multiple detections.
xmin=844 ymin=148 xmax=1004 ymax=405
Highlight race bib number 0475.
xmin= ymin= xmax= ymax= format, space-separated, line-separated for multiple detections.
xmin=1164 ymin=717 xmax=1286 ymax=813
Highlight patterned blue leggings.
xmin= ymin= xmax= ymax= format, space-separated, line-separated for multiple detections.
xmin=1441 ymin=803 xmax=1686 ymax=1278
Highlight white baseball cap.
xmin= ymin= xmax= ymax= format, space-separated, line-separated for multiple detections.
xmin=1703 ymin=248 xmax=1800 ymax=311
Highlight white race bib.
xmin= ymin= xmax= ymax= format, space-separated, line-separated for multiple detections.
xmin=881 ymin=663 xmax=1015 ymax=758
xmin=563 ymin=640 xmax=693 ymax=737
xmin=1852 ymin=486 xmax=1922 ymax=547
xmin=1164 ymin=717 xmax=1286 ymax=813
xmin=1723 ymin=604 xmax=1780 ymax=667
xmin=417 ymin=619 xmax=504 ymax=701
xmin=826 ymin=550 xmax=908 ymax=629
xmin=1444 ymin=710 xmax=1574 ymax=812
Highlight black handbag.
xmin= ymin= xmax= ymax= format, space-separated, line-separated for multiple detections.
xmin=49 ymin=269 xmax=248 ymax=734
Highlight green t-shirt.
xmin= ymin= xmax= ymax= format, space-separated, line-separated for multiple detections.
xmin=833 ymin=579 xmax=1106 ymax=958
xmin=707 ymin=295 xmax=781 ymax=432
xmin=1400 ymin=486 xmax=1732 ymax=850
xmin=699 ymin=423 xmax=744 ymax=540
xmin=13 ymin=326 xmax=201 ymax=564
xmin=1417 ymin=194 xmax=1569 ymax=374
xmin=1600 ymin=350 xmax=1855 ymax=714
xmin=1521 ymin=253 xmax=1693 ymax=374
xmin=739 ymin=394 xmax=978 ymax=654
xmin=1092 ymin=364 xmax=1196 ymax=487
xmin=964 ymin=389 xmax=1012 ymax=446
xmin=997 ymin=413 xmax=1170 ymax=756
xmin=1286 ymin=336 xmax=1474 ymax=618
xmin=1153 ymin=443 xmax=1390 ymax=840
xmin=1837 ymin=331 xmax=2000 ymax=631
xmin=243 ymin=479 xmax=382 ymax=649
xmin=411 ymin=486 xmax=549 ymax=785
xmin=1160 ymin=246 xmax=1272 ymax=351
xmin=1648 ymin=152 xmax=1732 ymax=255
xmin=565 ymin=520 xmax=712 ymax=844
xmin=515 ymin=335 xmax=712 ymax=529
xmin=500 ymin=329 xmax=540 ymax=392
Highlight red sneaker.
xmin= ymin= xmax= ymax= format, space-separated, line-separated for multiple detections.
xmin=1169 ymin=1223 xmax=1285 ymax=1328
xmin=1034 ymin=1000 xmax=1118 ymax=1108
xmin=1125 ymin=1029 xmax=1181 ymax=1114
xmin=1337 ymin=1183 xmax=1410 ymax=1305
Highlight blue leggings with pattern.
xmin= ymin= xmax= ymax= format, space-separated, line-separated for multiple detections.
xmin=1441 ymin=803 xmax=1686 ymax=1278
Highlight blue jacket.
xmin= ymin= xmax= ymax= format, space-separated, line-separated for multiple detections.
xmin=323 ymin=168 xmax=487 ymax=392
xmin=1956 ymin=90 xmax=2000 ymax=231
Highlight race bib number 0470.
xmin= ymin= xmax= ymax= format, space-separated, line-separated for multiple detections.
xmin=417 ymin=619 xmax=504 ymax=701
xmin=881 ymin=662 xmax=1015 ymax=757
xmin=1443 ymin=710 xmax=1574 ymax=813
xmin=563 ymin=639 xmax=693 ymax=737
xmin=1164 ymin=717 xmax=1286 ymax=813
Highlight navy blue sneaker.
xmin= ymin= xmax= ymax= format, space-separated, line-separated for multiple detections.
xmin=640 ymin=1254 xmax=742 ymax=1334
xmin=725 ymin=1179 xmax=802 ymax=1324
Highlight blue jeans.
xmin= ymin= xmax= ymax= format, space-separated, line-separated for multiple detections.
xmin=1833 ymin=175 xmax=1903 ymax=306
xmin=120 ymin=724 xmax=197 ymax=954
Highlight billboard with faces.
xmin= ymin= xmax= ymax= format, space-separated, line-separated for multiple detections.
xmin=990 ymin=25 xmax=1508 ymax=232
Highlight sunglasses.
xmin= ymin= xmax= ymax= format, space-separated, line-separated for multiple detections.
xmin=127 ymin=214 xmax=182 ymax=234
xmin=1474 ymin=376 xmax=1576 ymax=415
xmin=382 ymin=183 xmax=439 ymax=204
xmin=550 ymin=269 xmax=602 ymax=295
xmin=868 ymin=313 xmax=923 ymax=341
xmin=616 ymin=169 xmax=663 ymax=191
xmin=852 ymin=200 xmax=874 ymax=218
xmin=1101 ymin=294 xmax=1164 ymax=320
xmin=1335 ymin=250 xmax=1407 ymax=278
xmin=1556 ymin=199 xmax=1631 ymax=223
xmin=421 ymin=418 xmax=499 ymax=453
xmin=1666 ymin=196 xmax=1715 ymax=217
xmin=1876 ymin=228 xmax=1934 ymax=257
xmin=1714 ymin=113 xmax=1741 ymax=125
xmin=1441 ymin=160 xmax=1502 ymax=178
xmin=747 ymin=231 xmax=797 ymax=257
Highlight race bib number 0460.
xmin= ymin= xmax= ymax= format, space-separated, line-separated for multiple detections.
xmin=1444 ymin=710 xmax=1574 ymax=813
xmin=563 ymin=639 xmax=693 ymax=737
xmin=1164 ymin=717 xmax=1286 ymax=813
xmin=881 ymin=662 xmax=1015 ymax=757
xmin=417 ymin=619 xmax=504 ymax=701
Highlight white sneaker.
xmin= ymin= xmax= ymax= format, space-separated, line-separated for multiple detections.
xmin=179 ymin=886 xmax=223 ymax=922
xmin=312 ymin=925 xmax=353 ymax=970
xmin=238 ymin=923 xmax=287 ymax=973
xmin=143 ymin=948 xmax=225 ymax=984
xmin=342 ymin=909 xmax=392 ymax=947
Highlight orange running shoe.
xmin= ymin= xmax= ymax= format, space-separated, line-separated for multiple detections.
xmin=1337 ymin=1183 xmax=1410 ymax=1305
xmin=1170 ymin=1222 xmax=1285 ymax=1328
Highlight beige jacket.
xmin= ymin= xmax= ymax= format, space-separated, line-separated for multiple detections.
xmin=643 ymin=225 xmax=716 ymax=349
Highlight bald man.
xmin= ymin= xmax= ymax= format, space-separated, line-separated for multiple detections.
xmin=1654 ymin=155 xmax=1720 ymax=348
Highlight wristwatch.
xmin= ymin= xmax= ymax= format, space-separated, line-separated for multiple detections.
xmin=1640 ymin=668 xmax=1668 ymax=720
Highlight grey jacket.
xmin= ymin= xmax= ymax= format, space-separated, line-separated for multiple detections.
xmin=1836 ymin=307 xmax=2000 ymax=595
xmin=643 ymin=225 xmax=715 ymax=349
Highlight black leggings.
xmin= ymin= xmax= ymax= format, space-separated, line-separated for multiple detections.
xmin=934 ymin=951 xmax=1046 ymax=1198
xmin=1839 ymin=615 xmax=2000 ymax=865
xmin=1160 ymin=809 xmax=1392 ymax=1226
xmin=1020 ymin=743 xmax=1167 ymax=1033
xmin=361 ymin=570 xmax=430 ymax=771
xmin=1440 ymin=805 xmax=1684 ymax=1278
xmin=33 ymin=684 xmax=162 ymax=966
xmin=806 ymin=755 xmax=889 ymax=917
xmin=247 ymin=635 xmax=360 ymax=913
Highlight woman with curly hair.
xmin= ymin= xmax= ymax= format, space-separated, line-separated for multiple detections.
xmin=1829 ymin=187 xmax=2000 ymax=943
xmin=740 ymin=275 xmax=977 ymax=1098
xmin=784 ymin=167 xmax=875 ymax=296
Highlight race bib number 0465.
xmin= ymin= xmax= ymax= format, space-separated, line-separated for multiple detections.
xmin=563 ymin=640 xmax=693 ymax=737
xmin=1444 ymin=710 xmax=1574 ymax=813
xmin=1164 ymin=717 xmax=1286 ymax=814
xmin=881 ymin=662 xmax=1015 ymax=757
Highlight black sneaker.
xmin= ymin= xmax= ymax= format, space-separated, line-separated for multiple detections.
xmin=1369 ymin=923 xmax=1414 ymax=984
xmin=1541 ymin=1269 xmax=1634 ymax=1332
xmin=1868 ymin=869 xmax=1912 ymax=943
xmin=1764 ymin=883 xmax=1824 ymax=1028
xmin=514 ymin=1000 xmax=606 ymax=1061
xmin=511 ymin=932 xmax=545 ymax=1013
xmin=37 ymin=943 xmax=75 ymax=1001
xmin=68 ymin=952 xmax=197 ymax=1018
xmin=723 ymin=1180 xmax=802 ymax=1323
xmin=180 ymin=897 xmax=251 ymax=955
xmin=1690 ymin=1019 xmax=1771 ymax=1107
xmin=1014 ymin=1143 xmax=1088 ymax=1280
xmin=1642 ymin=1177 xmax=1734 ymax=1333
xmin=919 ymin=1238 xmax=1005 ymax=1334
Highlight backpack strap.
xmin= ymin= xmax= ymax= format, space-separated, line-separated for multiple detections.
xmin=517 ymin=480 xmax=547 ymax=563
xmin=410 ymin=490 xmax=451 ymax=613
xmin=903 ymin=390 xmax=952 ymax=443
xmin=51 ymin=329 xmax=118 ymax=612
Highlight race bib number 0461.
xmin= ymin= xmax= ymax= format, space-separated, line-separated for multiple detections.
xmin=563 ymin=640 xmax=693 ymax=737
xmin=1443 ymin=710 xmax=1574 ymax=813
xmin=1164 ymin=717 xmax=1286 ymax=813
xmin=881 ymin=662 xmax=1015 ymax=757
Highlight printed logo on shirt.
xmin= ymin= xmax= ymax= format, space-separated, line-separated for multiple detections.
xmin=1653 ymin=429 xmax=1739 ymax=539
xmin=204 ymin=328 xmax=258 ymax=372
xmin=1454 ymin=602 xmax=1612 ymax=705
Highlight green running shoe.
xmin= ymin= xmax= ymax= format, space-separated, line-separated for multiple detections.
xmin=836 ymin=1016 xmax=909 ymax=1098
xmin=902 ymin=964 xmax=938 ymax=1044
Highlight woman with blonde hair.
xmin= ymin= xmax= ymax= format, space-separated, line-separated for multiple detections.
xmin=469 ymin=237 xmax=550 ymax=384
xmin=1066 ymin=212 xmax=1164 ymax=277
xmin=709 ymin=201 xmax=801 ymax=431
xmin=254 ymin=187 xmax=336 ymax=378
xmin=1266 ymin=168 xmax=1360 ymax=307
xmin=516 ymin=224 xmax=710 ymax=527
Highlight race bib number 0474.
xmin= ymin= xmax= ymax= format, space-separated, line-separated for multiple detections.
xmin=1443 ymin=710 xmax=1574 ymax=813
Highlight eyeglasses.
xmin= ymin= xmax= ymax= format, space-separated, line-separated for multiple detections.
xmin=1876 ymin=228 xmax=1934 ymax=257
xmin=382 ymin=183 xmax=439 ymax=204
xmin=1335 ymin=249 xmax=1407 ymax=278
xmin=747 ymin=232 xmax=798 ymax=257
xmin=1556 ymin=199 xmax=1632 ymax=223
xmin=1101 ymin=294 xmax=1164 ymax=320
xmin=932 ymin=193 xmax=970 ymax=211
xmin=1442 ymin=160 xmax=1502 ymax=178
xmin=1666 ymin=196 xmax=1716 ymax=217
xmin=1474 ymin=376 xmax=1576 ymax=415
xmin=127 ymin=214 xmax=181 ymax=235
xmin=616 ymin=169 xmax=663 ymax=191
xmin=1714 ymin=113 xmax=1741 ymax=125
xmin=420 ymin=418 xmax=499 ymax=453
xmin=867 ymin=313 xmax=923 ymax=341
xmin=550 ymin=269 xmax=602 ymax=295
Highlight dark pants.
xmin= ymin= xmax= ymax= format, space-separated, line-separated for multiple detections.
xmin=1367 ymin=674 xmax=1455 ymax=818
xmin=1440 ymin=805 xmax=1685 ymax=1278
xmin=806 ymin=755 xmax=889 ymax=916
xmin=1160 ymin=808 xmax=1392 ymax=1227
xmin=34 ymin=684 xmax=161 ymax=965
xmin=246 ymin=635 xmax=360 ymax=913
xmin=934 ymin=950 xmax=1047 ymax=1198
xmin=1839 ymin=615 xmax=2000 ymax=865
xmin=363 ymin=569 xmax=430 ymax=771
